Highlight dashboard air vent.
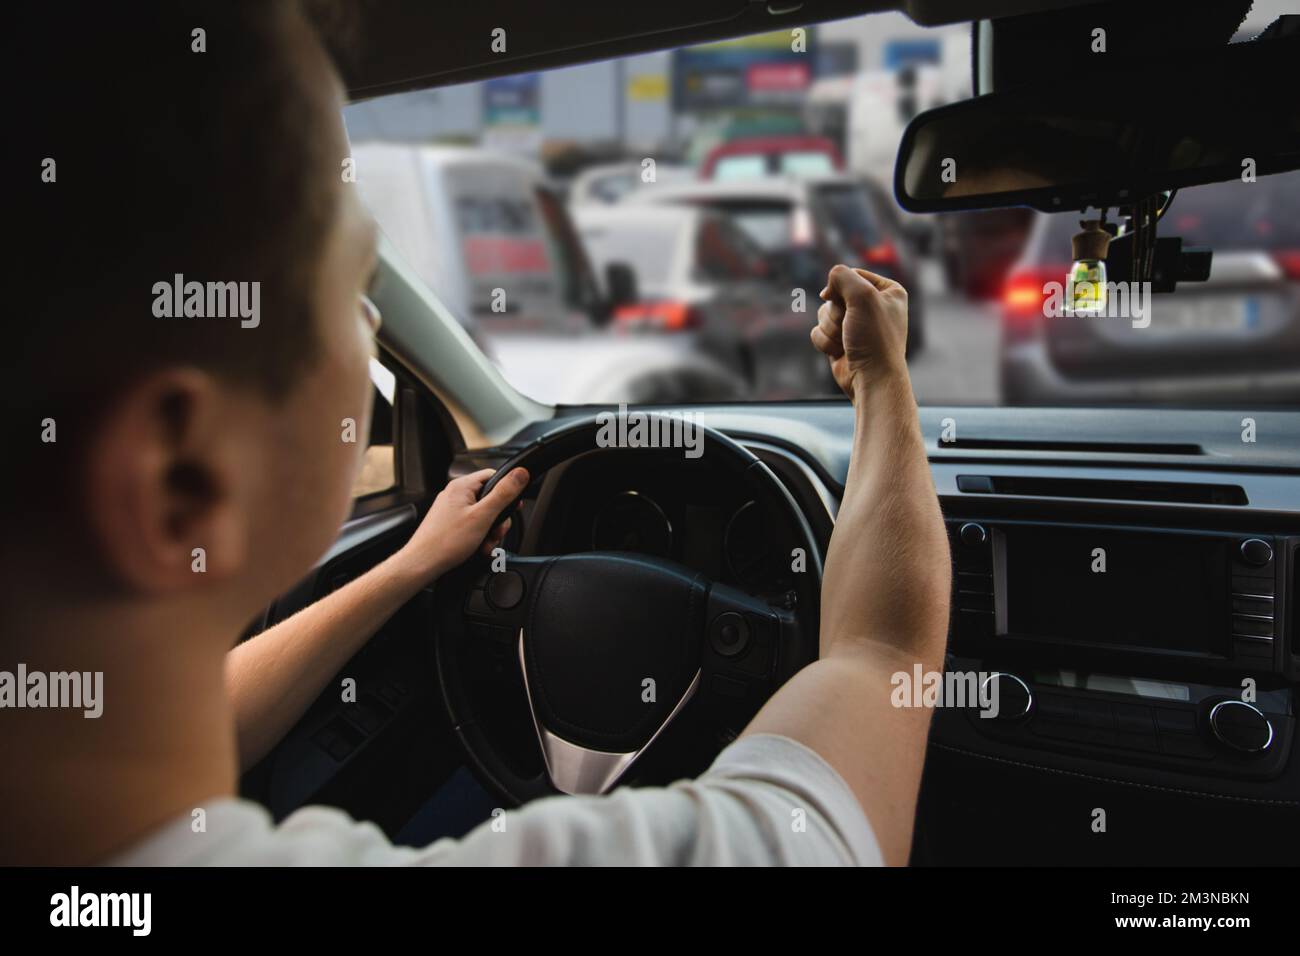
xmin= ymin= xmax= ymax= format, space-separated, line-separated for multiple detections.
xmin=955 ymin=475 xmax=1247 ymax=505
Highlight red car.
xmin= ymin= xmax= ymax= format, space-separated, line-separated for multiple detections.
xmin=700 ymin=135 xmax=843 ymax=181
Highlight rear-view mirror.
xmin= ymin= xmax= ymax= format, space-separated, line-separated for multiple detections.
xmin=895 ymin=32 xmax=1299 ymax=213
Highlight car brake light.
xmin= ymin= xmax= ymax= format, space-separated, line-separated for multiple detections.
xmin=1272 ymin=249 xmax=1300 ymax=279
xmin=863 ymin=240 xmax=899 ymax=268
xmin=1003 ymin=278 xmax=1043 ymax=313
xmin=1002 ymin=267 xmax=1064 ymax=326
xmin=613 ymin=301 xmax=700 ymax=331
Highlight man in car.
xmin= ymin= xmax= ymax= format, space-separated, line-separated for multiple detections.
xmin=4 ymin=2 xmax=949 ymax=866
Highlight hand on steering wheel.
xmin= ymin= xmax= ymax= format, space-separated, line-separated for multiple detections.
xmin=433 ymin=414 xmax=823 ymax=805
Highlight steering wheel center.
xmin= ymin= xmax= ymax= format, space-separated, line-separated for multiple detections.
xmin=522 ymin=554 xmax=707 ymax=756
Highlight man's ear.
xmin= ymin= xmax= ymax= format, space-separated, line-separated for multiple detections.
xmin=82 ymin=368 xmax=250 ymax=594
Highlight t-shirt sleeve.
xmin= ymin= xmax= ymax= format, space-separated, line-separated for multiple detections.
xmin=406 ymin=732 xmax=882 ymax=866
xmin=108 ymin=733 xmax=882 ymax=866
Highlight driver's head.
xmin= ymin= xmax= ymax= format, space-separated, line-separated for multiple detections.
xmin=6 ymin=1 xmax=374 ymax=646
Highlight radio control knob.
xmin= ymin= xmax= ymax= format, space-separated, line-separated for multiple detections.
xmin=979 ymin=672 xmax=1033 ymax=720
xmin=960 ymin=523 xmax=988 ymax=547
xmin=1239 ymin=538 xmax=1273 ymax=567
xmin=1208 ymin=700 xmax=1273 ymax=753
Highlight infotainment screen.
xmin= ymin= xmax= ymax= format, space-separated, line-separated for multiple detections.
xmin=1002 ymin=526 xmax=1230 ymax=655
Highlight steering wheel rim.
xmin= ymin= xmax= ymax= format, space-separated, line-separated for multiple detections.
xmin=433 ymin=414 xmax=823 ymax=806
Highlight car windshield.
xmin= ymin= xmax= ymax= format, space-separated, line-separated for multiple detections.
xmin=343 ymin=12 xmax=1297 ymax=408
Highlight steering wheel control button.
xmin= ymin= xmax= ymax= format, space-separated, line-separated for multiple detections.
xmin=980 ymin=672 xmax=1032 ymax=720
xmin=465 ymin=587 xmax=493 ymax=617
xmin=1238 ymin=538 xmax=1274 ymax=567
xmin=959 ymin=522 xmax=988 ymax=547
xmin=711 ymin=674 xmax=748 ymax=699
xmin=1209 ymin=700 xmax=1274 ymax=753
xmin=486 ymin=570 xmax=525 ymax=610
xmin=709 ymin=612 xmax=750 ymax=658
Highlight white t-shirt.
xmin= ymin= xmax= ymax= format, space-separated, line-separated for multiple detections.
xmin=108 ymin=734 xmax=882 ymax=866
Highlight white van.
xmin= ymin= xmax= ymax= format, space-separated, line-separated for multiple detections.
xmin=353 ymin=145 xmax=596 ymax=336
xmin=353 ymin=143 xmax=742 ymax=403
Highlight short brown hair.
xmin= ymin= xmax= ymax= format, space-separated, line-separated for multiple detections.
xmin=11 ymin=1 xmax=348 ymax=498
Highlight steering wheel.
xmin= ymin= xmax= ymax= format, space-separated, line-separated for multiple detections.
xmin=433 ymin=415 xmax=824 ymax=806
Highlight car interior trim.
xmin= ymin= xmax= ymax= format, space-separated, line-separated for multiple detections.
xmin=518 ymin=629 xmax=703 ymax=795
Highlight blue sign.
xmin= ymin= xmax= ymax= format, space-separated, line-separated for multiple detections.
xmin=882 ymin=39 xmax=941 ymax=71
xmin=483 ymin=73 xmax=540 ymax=126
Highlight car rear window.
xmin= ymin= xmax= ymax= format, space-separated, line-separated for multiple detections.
xmin=813 ymin=184 xmax=881 ymax=251
xmin=690 ymin=199 xmax=793 ymax=251
xmin=578 ymin=218 xmax=685 ymax=293
xmin=589 ymin=171 xmax=637 ymax=204
xmin=778 ymin=150 xmax=836 ymax=176
xmin=695 ymin=215 xmax=768 ymax=281
xmin=711 ymin=155 xmax=769 ymax=181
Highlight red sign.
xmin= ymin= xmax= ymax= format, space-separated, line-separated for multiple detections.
xmin=746 ymin=62 xmax=810 ymax=92
xmin=464 ymin=236 xmax=550 ymax=275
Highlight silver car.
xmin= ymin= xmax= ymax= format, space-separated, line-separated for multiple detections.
xmin=999 ymin=171 xmax=1300 ymax=406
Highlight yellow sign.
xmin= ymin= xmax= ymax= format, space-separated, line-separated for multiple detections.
xmin=627 ymin=73 xmax=668 ymax=101
xmin=692 ymin=30 xmax=791 ymax=52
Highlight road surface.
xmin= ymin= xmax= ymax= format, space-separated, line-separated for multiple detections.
xmin=906 ymin=261 xmax=1001 ymax=406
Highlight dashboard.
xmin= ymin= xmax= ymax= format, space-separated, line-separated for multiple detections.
xmin=521 ymin=449 xmax=811 ymax=601
xmin=487 ymin=402 xmax=1300 ymax=863
xmin=252 ymin=401 xmax=1299 ymax=863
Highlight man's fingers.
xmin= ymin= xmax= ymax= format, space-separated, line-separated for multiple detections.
xmin=853 ymin=267 xmax=906 ymax=298
xmin=454 ymin=468 xmax=497 ymax=495
xmin=851 ymin=267 xmax=892 ymax=290
xmin=810 ymin=325 xmax=843 ymax=359
xmin=817 ymin=298 xmax=846 ymax=344
xmin=474 ymin=466 xmax=529 ymax=516
xmin=825 ymin=263 xmax=880 ymax=307
xmin=480 ymin=518 xmax=511 ymax=555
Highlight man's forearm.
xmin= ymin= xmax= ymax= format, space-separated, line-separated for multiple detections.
xmin=743 ymin=365 xmax=950 ymax=865
xmin=823 ymin=370 xmax=950 ymax=663
xmin=223 ymin=468 xmax=525 ymax=771
xmin=224 ymin=552 xmax=429 ymax=769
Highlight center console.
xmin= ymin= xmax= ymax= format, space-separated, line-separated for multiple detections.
xmin=945 ymin=517 xmax=1295 ymax=780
